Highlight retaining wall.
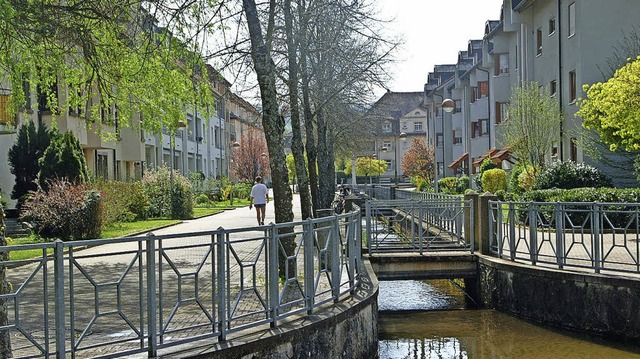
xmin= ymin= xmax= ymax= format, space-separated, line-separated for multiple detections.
xmin=172 ymin=260 xmax=379 ymax=359
xmin=477 ymin=256 xmax=640 ymax=341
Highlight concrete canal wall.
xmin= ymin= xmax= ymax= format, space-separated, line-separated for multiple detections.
xmin=180 ymin=260 xmax=379 ymax=359
xmin=477 ymin=256 xmax=640 ymax=341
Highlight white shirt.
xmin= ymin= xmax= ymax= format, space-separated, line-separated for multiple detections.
xmin=250 ymin=183 xmax=269 ymax=205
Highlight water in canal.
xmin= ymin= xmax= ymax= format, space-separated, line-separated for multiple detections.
xmin=378 ymin=280 xmax=640 ymax=358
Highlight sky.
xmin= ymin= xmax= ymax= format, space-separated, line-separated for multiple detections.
xmin=376 ymin=0 xmax=505 ymax=96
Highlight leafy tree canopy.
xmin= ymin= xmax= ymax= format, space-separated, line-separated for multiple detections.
xmin=401 ymin=138 xmax=435 ymax=183
xmin=577 ymin=55 xmax=640 ymax=152
xmin=0 ymin=0 xmax=218 ymax=135
xmin=344 ymin=157 xmax=387 ymax=177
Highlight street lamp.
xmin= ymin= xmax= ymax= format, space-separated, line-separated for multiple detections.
xmin=435 ymin=98 xmax=455 ymax=193
xmin=368 ymin=153 xmax=377 ymax=184
xmin=170 ymin=119 xmax=187 ymax=217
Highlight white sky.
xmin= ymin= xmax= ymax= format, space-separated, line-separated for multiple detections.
xmin=376 ymin=0 xmax=504 ymax=96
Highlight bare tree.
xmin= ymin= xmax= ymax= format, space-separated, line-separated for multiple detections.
xmin=230 ymin=128 xmax=270 ymax=181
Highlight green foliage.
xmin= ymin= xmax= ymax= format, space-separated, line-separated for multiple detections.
xmin=475 ymin=158 xmax=498 ymax=190
xmin=508 ymin=164 xmax=525 ymax=193
xmin=578 ymin=56 xmax=640 ymax=153
xmin=20 ymin=179 xmax=102 ymax=241
xmin=8 ymin=121 xmax=54 ymax=205
xmin=415 ymin=177 xmax=429 ymax=192
xmin=521 ymin=187 xmax=640 ymax=203
xmin=401 ymin=138 xmax=435 ymax=183
xmin=457 ymin=176 xmax=470 ymax=194
xmin=532 ymin=161 xmax=613 ymax=190
xmin=438 ymin=177 xmax=459 ymax=194
xmin=96 ymin=180 xmax=148 ymax=227
xmin=141 ymin=166 xmax=194 ymax=219
xmin=500 ymin=81 xmax=564 ymax=170
xmin=482 ymin=169 xmax=508 ymax=194
xmin=345 ymin=157 xmax=387 ymax=177
xmin=0 ymin=1 xmax=216 ymax=138
xmin=232 ymin=182 xmax=253 ymax=200
xmin=38 ymin=131 xmax=88 ymax=189
xmin=188 ymin=172 xmax=206 ymax=196
xmin=195 ymin=193 xmax=211 ymax=205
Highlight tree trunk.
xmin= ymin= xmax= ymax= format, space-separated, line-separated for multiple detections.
xmin=243 ymin=0 xmax=296 ymax=278
xmin=0 ymin=201 xmax=11 ymax=357
xmin=284 ymin=0 xmax=313 ymax=220
xmin=243 ymin=0 xmax=293 ymax=225
xmin=316 ymin=108 xmax=335 ymax=209
xmin=299 ymin=5 xmax=319 ymax=216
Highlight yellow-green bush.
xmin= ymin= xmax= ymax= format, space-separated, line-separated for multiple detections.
xmin=482 ymin=168 xmax=508 ymax=194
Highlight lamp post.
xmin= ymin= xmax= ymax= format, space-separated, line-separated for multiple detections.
xmin=382 ymin=132 xmax=407 ymax=185
xmin=438 ymin=99 xmax=455 ymax=192
xmin=368 ymin=153 xmax=377 ymax=184
xmin=170 ymin=119 xmax=187 ymax=217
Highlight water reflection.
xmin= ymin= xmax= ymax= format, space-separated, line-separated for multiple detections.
xmin=378 ymin=280 xmax=640 ymax=359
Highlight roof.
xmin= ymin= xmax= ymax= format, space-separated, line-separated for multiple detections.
xmin=367 ymin=91 xmax=424 ymax=134
xmin=449 ymin=152 xmax=469 ymax=169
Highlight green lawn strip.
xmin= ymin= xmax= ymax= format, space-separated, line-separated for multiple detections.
xmin=192 ymin=207 xmax=224 ymax=218
xmin=101 ymin=219 xmax=181 ymax=238
xmin=5 ymin=236 xmax=53 ymax=261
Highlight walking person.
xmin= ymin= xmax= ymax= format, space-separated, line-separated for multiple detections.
xmin=249 ymin=176 xmax=269 ymax=225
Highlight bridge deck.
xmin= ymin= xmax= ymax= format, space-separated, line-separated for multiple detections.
xmin=366 ymin=252 xmax=477 ymax=280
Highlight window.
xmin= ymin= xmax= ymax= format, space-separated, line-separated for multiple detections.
xmin=437 ymin=162 xmax=444 ymax=176
xmin=382 ymin=122 xmax=392 ymax=132
xmin=478 ymin=81 xmax=489 ymax=98
xmin=550 ymin=80 xmax=557 ymax=96
xmin=515 ymin=45 xmax=519 ymax=70
xmin=570 ymin=137 xmax=578 ymax=161
xmin=471 ymin=121 xmax=478 ymax=138
xmin=0 ymin=94 xmax=11 ymax=125
xmin=569 ymin=70 xmax=577 ymax=102
xmin=479 ymin=119 xmax=489 ymax=136
xmin=383 ymin=141 xmax=392 ymax=150
xmin=536 ymin=28 xmax=543 ymax=56
xmin=549 ymin=17 xmax=556 ymax=35
xmin=453 ymin=128 xmax=462 ymax=144
xmin=496 ymin=102 xmax=509 ymax=124
xmin=414 ymin=121 xmax=423 ymax=132
xmin=470 ymin=87 xmax=477 ymax=103
xmin=454 ymin=100 xmax=462 ymax=113
xmin=568 ymin=3 xmax=576 ymax=37
xmin=495 ymin=53 xmax=509 ymax=75
xmin=96 ymin=152 xmax=109 ymax=179
xmin=436 ymin=133 xmax=443 ymax=147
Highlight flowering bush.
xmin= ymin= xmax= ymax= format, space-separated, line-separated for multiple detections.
xmin=20 ymin=179 xmax=102 ymax=240
xmin=532 ymin=161 xmax=613 ymax=190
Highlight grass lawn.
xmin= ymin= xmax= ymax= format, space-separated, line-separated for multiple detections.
xmin=192 ymin=207 xmax=224 ymax=218
xmin=101 ymin=219 xmax=181 ymax=238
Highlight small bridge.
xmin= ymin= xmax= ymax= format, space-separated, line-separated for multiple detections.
xmin=362 ymin=196 xmax=476 ymax=280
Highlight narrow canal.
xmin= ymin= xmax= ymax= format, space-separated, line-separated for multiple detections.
xmin=377 ymin=280 xmax=640 ymax=358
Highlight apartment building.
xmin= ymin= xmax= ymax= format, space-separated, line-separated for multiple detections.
xmin=424 ymin=0 xmax=640 ymax=189
xmin=367 ymin=91 xmax=425 ymax=183
xmin=0 ymin=66 xmax=265 ymax=209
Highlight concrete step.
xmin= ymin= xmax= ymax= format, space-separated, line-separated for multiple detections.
xmin=4 ymin=218 xmax=31 ymax=238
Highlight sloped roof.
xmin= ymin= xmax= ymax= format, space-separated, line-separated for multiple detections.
xmin=367 ymin=91 xmax=424 ymax=133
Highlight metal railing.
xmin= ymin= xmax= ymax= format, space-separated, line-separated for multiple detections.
xmin=0 ymin=207 xmax=362 ymax=358
xmin=489 ymin=201 xmax=640 ymax=275
xmin=365 ymin=199 xmax=473 ymax=255
xmin=395 ymin=189 xmax=461 ymax=201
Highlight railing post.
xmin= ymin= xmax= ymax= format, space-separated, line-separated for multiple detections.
xmin=145 ymin=233 xmax=157 ymax=357
xmin=555 ymin=203 xmax=565 ymax=269
xmin=508 ymin=202 xmax=516 ymax=260
xmin=331 ymin=217 xmax=341 ymax=302
xmin=478 ymin=193 xmax=497 ymax=255
xmin=54 ymin=240 xmax=66 ymax=359
xmin=495 ymin=201 xmax=503 ymax=257
xmin=215 ymin=228 xmax=227 ymax=340
xmin=593 ymin=203 xmax=601 ymax=274
xmin=268 ymin=224 xmax=279 ymax=327
xmin=464 ymin=191 xmax=478 ymax=254
xmin=347 ymin=214 xmax=356 ymax=293
xmin=529 ymin=203 xmax=538 ymax=265
xmin=303 ymin=219 xmax=315 ymax=313
xmin=365 ymin=200 xmax=372 ymax=255
xmin=418 ymin=202 xmax=424 ymax=254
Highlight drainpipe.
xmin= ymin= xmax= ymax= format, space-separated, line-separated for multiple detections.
xmin=557 ymin=0 xmax=564 ymax=160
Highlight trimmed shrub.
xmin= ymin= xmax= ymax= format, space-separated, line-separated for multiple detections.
xmin=20 ymin=179 xmax=102 ymax=240
xmin=475 ymin=158 xmax=498 ymax=191
xmin=438 ymin=177 xmax=458 ymax=194
xmin=414 ymin=177 xmax=429 ymax=192
xmin=482 ymin=169 xmax=508 ymax=194
xmin=457 ymin=176 xmax=470 ymax=194
xmin=196 ymin=193 xmax=210 ymax=205
xmin=96 ymin=180 xmax=149 ymax=226
xmin=141 ymin=166 xmax=194 ymax=219
xmin=532 ymin=160 xmax=613 ymax=190
xmin=232 ymin=182 xmax=252 ymax=200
